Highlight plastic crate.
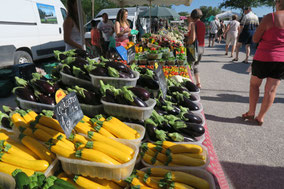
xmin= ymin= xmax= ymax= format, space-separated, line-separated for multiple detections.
xmin=140 ymin=167 xmax=216 ymax=189
xmin=80 ymin=103 xmax=104 ymax=117
xmin=60 ymin=71 xmax=94 ymax=89
xmin=101 ymin=98 xmax=156 ymax=120
xmin=57 ymin=140 xmax=139 ymax=180
xmin=90 ymin=71 xmax=140 ymax=88
xmin=147 ymin=53 xmax=162 ymax=60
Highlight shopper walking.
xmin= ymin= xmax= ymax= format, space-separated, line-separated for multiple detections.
xmin=217 ymin=20 xmax=225 ymax=44
xmin=98 ymin=13 xmax=114 ymax=57
xmin=115 ymin=9 xmax=131 ymax=47
xmin=233 ymin=7 xmax=259 ymax=63
xmin=224 ymin=15 xmax=240 ymax=57
xmin=63 ymin=0 xmax=83 ymax=51
xmin=242 ymin=0 xmax=284 ymax=125
xmin=189 ymin=9 xmax=206 ymax=89
xmin=208 ymin=17 xmax=220 ymax=47
xmin=91 ymin=20 xmax=103 ymax=57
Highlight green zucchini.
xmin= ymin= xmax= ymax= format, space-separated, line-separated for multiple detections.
xmin=12 ymin=169 xmax=30 ymax=189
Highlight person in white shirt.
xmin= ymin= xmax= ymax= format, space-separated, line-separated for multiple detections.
xmin=208 ymin=17 xmax=220 ymax=47
xmin=224 ymin=15 xmax=240 ymax=57
xmin=97 ymin=13 xmax=114 ymax=57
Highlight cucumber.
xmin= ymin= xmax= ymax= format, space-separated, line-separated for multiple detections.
xmin=12 ymin=170 xmax=30 ymax=189
xmin=53 ymin=178 xmax=77 ymax=189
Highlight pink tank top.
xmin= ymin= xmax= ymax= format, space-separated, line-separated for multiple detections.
xmin=254 ymin=13 xmax=284 ymax=62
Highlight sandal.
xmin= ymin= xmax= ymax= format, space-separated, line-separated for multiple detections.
xmin=254 ymin=117 xmax=263 ymax=126
xmin=242 ymin=112 xmax=255 ymax=120
xmin=196 ymin=83 xmax=201 ymax=89
xmin=232 ymin=58 xmax=238 ymax=61
xmin=242 ymin=60 xmax=249 ymax=64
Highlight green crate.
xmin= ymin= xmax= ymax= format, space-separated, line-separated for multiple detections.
xmin=44 ymin=62 xmax=59 ymax=75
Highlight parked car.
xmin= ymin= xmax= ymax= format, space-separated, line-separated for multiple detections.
xmin=0 ymin=0 xmax=66 ymax=67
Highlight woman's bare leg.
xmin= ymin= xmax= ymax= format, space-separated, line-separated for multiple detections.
xmin=247 ymin=75 xmax=263 ymax=116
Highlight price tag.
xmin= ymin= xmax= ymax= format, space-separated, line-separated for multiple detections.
xmin=154 ymin=65 xmax=167 ymax=98
xmin=55 ymin=89 xmax=66 ymax=104
xmin=127 ymin=46 xmax=136 ymax=64
xmin=54 ymin=92 xmax=83 ymax=138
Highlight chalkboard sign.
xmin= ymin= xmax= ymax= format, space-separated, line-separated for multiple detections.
xmin=154 ymin=64 xmax=167 ymax=98
xmin=54 ymin=92 xmax=83 ymax=138
xmin=127 ymin=46 xmax=135 ymax=64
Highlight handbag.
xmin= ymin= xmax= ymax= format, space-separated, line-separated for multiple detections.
xmin=187 ymin=40 xmax=198 ymax=63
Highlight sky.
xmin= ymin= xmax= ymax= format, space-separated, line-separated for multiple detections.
xmin=172 ymin=0 xmax=273 ymax=17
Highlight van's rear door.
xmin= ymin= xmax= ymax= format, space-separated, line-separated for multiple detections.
xmin=33 ymin=1 xmax=65 ymax=57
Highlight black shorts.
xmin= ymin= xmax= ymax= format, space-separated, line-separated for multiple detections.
xmin=252 ymin=60 xmax=284 ymax=80
xmin=209 ymin=33 xmax=216 ymax=39
xmin=238 ymin=30 xmax=254 ymax=45
xmin=102 ymin=41 xmax=110 ymax=52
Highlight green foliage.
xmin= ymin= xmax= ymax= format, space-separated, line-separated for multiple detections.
xmin=199 ymin=6 xmax=222 ymax=22
xmin=178 ymin=11 xmax=189 ymax=16
xmin=219 ymin=0 xmax=274 ymax=11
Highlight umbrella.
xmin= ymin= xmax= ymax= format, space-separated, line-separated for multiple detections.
xmin=180 ymin=16 xmax=187 ymax=20
xmin=140 ymin=6 xmax=180 ymax=19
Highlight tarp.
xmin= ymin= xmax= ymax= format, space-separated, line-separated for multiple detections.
xmin=140 ymin=6 xmax=180 ymax=19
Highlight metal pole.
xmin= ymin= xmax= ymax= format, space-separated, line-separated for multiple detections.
xmin=77 ymin=0 xmax=85 ymax=49
xmin=149 ymin=0 xmax=152 ymax=33
xmin=92 ymin=0 xmax=94 ymax=19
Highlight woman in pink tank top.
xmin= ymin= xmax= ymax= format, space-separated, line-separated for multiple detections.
xmin=115 ymin=9 xmax=131 ymax=48
xmin=242 ymin=0 xmax=284 ymax=125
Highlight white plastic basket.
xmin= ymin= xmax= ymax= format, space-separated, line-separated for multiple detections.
xmin=90 ymin=71 xmax=140 ymax=88
xmin=141 ymin=143 xmax=210 ymax=169
xmin=0 ymin=173 xmax=15 ymax=189
xmin=80 ymin=103 xmax=104 ymax=117
xmin=17 ymin=97 xmax=54 ymax=112
xmin=190 ymin=101 xmax=204 ymax=114
xmin=57 ymin=140 xmax=139 ymax=180
xmin=140 ymin=167 xmax=216 ymax=189
xmin=44 ymin=158 xmax=60 ymax=177
xmin=101 ymin=99 xmax=156 ymax=120
xmin=60 ymin=71 xmax=94 ymax=89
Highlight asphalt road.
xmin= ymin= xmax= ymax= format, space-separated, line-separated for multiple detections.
xmin=198 ymin=41 xmax=284 ymax=189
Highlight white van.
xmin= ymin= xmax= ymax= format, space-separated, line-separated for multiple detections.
xmin=0 ymin=0 xmax=66 ymax=67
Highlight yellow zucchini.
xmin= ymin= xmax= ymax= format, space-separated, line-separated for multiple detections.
xmin=75 ymin=121 xmax=94 ymax=135
xmin=112 ymin=180 xmax=127 ymax=188
xmin=142 ymin=153 xmax=164 ymax=166
xmin=0 ymin=162 xmax=34 ymax=176
xmin=0 ymin=152 xmax=49 ymax=171
xmin=0 ymin=140 xmax=37 ymax=160
xmin=0 ymin=129 xmax=13 ymax=136
xmin=6 ymin=139 xmax=39 ymax=159
xmin=19 ymin=134 xmax=55 ymax=163
xmin=26 ymin=109 xmax=38 ymax=120
xmin=88 ymin=131 xmax=134 ymax=155
xmin=97 ymin=120 xmax=136 ymax=139
xmin=91 ymin=178 xmax=122 ymax=189
xmin=92 ymin=123 xmax=116 ymax=138
xmin=11 ymin=112 xmax=28 ymax=128
xmin=106 ymin=116 xmax=138 ymax=135
xmin=180 ymin=153 xmax=206 ymax=160
xmin=76 ymin=148 xmax=120 ymax=165
xmin=17 ymin=110 xmax=34 ymax=124
xmin=169 ymin=144 xmax=203 ymax=154
xmin=59 ymin=176 xmax=83 ymax=189
xmin=73 ymin=175 xmax=108 ymax=189
xmin=19 ymin=127 xmax=35 ymax=137
xmin=173 ymin=182 xmax=195 ymax=189
xmin=0 ymin=132 xmax=10 ymax=140
xmin=50 ymin=144 xmax=76 ymax=159
xmin=37 ymin=115 xmax=63 ymax=132
xmin=85 ymin=141 xmax=132 ymax=163
xmin=68 ymin=133 xmax=89 ymax=144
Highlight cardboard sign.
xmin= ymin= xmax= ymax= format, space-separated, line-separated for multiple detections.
xmin=154 ymin=64 xmax=167 ymax=98
xmin=54 ymin=92 xmax=83 ymax=138
xmin=115 ymin=46 xmax=128 ymax=61
xmin=127 ymin=46 xmax=135 ymax=64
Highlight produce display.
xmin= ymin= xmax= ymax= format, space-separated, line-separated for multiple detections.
xmin=0 ymin=28 xmax=218 ymax=188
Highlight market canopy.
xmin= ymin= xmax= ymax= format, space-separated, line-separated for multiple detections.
xmin=139 ymin=6 xmax=180 ymax=19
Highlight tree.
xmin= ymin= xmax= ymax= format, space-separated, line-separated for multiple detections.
xmin=178 ymin=11 xmax=189 ymax=16
xmin=219 ymin=0 xmax=274 ymax=11
xmin=199 ymin=6 xmax=222 ymax=22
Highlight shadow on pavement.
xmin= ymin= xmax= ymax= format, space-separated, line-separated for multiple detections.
xmin=204 ymin=113 xmax=257 ymax=126
xmin=222 ymin=62 xmax=251 ymax=75
xmin=221 ymin=161 xmax=284 ymax=189
xmin=201 ymin=93 xmax=284 ymax=104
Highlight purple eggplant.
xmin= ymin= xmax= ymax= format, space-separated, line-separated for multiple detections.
xmin=189 ymin=94 xmax=198 ymax=101
xmin=182 ymin=80 xmax=199 ymax=92
xmin=13 ymin=87 xmax=36 ymax=102
xmin=105 ymin=61 xmax=129 ymax=73
xmin=0 ymin=111 xmax=12 ymax=129
xmin=179 ymin=97 xmax=199 ymax=111
xmin=35 ymin=91 xmax=55 ymax=105
xmin=145 ymin=119 xmax=159 ymax=141
xmin=157 ymin=121 xmax=175 ymax=133
xmin=122 ymin=87 xmax=148 ymax=107
xmin=168 ymin=132 xmax=197 ymax=142
xmin=74 ymin=86 xmax=100 ymax=105
xmin=169 ymin=86 xmax=189 ymax=94
xmin=137 ymin=75 xmax=159 ymax=90
xmin=32 ymin=79 xmax=55 ymax=95
xmin=180 ymin=122 xmax=205 ymax=137
xmin=74 ymin=49 xmax=88 ymax=58
xmin=90 ymin=66 xmax=108 ymax=76
xmin=128 ymin=87 xmax=150 ymax=101
xmin=130 ymin=96 xmax=148 ymax=107
xmin=182 ymin=112 xmax=203 ymax=124
xmin=103 ymin=89 xmax=116 ymax=103
xmin=72 ymin=66 xmax=91 ymax=81
xmin=119 ymin=71 xmax=132 ymax=78
xmin=62 ymin=65 xmax=72 ymax=75
xmin=115 ymin=93 xmax=128 ymax=105
xmin=154 ymin=106 xmax=168 ymax=116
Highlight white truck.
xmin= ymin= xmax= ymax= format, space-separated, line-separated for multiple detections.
xmin=0 ymin=0 xmax=66 ymax=67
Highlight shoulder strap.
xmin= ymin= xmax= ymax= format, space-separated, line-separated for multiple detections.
xmin=272 ymin=12 xmax=275 ymax=25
